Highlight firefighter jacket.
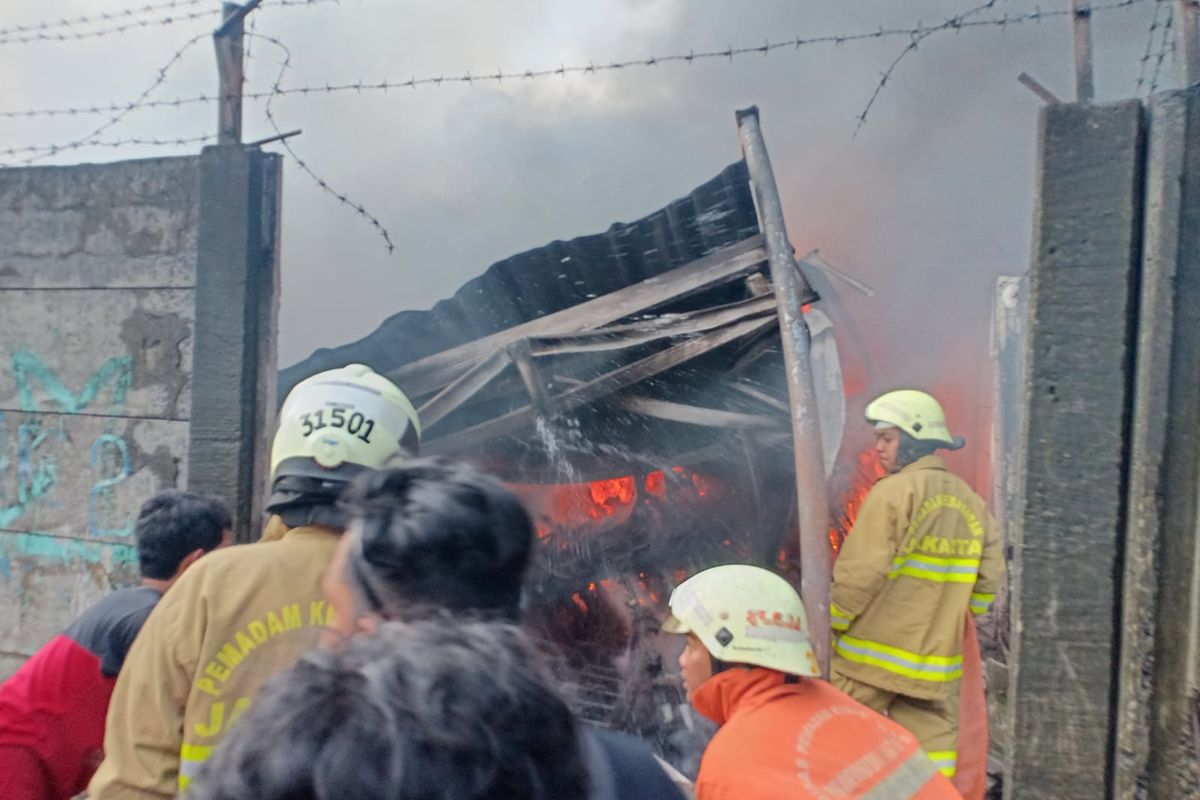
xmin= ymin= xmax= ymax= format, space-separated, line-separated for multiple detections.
xmin=690 ymin=667 xmax=959 ymax=799
xmin=88 ymin=526 xmax=342 ymax=799
xmin=831 ymin=455 xmax=1003 ymax=700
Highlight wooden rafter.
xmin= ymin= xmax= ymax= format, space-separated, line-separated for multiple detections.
xmin=424 ymin=315 xmax=776 ymax=455
xmin=389 ymin=235 xmax=767 ymax=398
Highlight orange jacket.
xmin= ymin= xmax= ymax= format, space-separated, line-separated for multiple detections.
xmin=690 ymin=668 xmax=962 ymax=799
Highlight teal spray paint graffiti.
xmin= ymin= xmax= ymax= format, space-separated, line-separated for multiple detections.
xmin=89 ymin=434 xmax=134 ymax=538
xmin=0 ymin=351 xmax=136 ymax=537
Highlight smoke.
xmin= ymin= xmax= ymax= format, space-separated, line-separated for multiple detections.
xmin=1 ymin=0 xmax=1158 ymax=485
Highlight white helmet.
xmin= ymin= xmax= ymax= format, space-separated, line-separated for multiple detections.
xmin=662 ymin=564 xmax=820 ymax=677
xmin=865 ymin=389 xmax=963 ymax=450
xmin=271 ymin=364 xmax=421 ymax=490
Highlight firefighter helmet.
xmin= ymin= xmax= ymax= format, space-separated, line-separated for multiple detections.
xmin=865 ymin=389 xmax=964 ymax=450
xmin=662 ymin=564 xmax=820 ymax=678
xmin=270 ymin=364 xmax=421 ymax=489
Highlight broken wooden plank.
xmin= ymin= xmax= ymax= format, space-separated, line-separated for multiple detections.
xmin=425 ymin=315 xmax=776 ymax=455
xmin=730 ymin=382 xmax=790 ymax=413
xmin=506 ymin=339 xmax=553 ymax=418
xmin=389 ymin=235 xmax=767 ymax=398
xmin=612 ymin=394 xmax=785 ymax=431
xmin=417 ymin=348 xmax=510 ymax=431
xmin=527 ymin=294 xmax=776 ymax=357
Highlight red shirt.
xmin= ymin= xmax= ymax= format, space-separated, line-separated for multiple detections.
xmin=691 ymin=668 xmax=962 ymax=799
xmin=0 ymin=586 xmax=160 ymax=800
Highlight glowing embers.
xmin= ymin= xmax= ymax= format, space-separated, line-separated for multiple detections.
xmin=512 ymin=466 xmax=721 ymax=542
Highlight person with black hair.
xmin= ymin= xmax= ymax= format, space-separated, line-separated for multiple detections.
xmin=89 ymin=365 xmax=422 ymax=798
xmin=0 ymin=490 xmax=230 ymax=800
xmin=187 ymin=620 xmax=593 ymax=800
xmin=321 ymin=457 xmax=687 ymax=800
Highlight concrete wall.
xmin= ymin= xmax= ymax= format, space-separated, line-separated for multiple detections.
xmin=0 ymin=148 xmax=280 ymax=680
xmin=0 ymin=157 xmax=198 ymax=677
xmin=1005 ymin=100 xmax=1145 ymax=799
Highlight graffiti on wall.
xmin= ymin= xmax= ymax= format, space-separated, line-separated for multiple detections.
xmin=0 ymin=350 xmax=136 ymax=538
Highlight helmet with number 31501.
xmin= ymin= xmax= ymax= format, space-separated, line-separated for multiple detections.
xmin=270 ymin=364 xmax=422 ymax=491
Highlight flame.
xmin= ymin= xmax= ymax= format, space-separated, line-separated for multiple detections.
xmin=510 ymin=467 xmax=720 ymax=542
xmin=830 ymin=445 xmax=885 ymax=552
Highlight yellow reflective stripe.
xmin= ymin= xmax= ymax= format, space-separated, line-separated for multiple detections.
xmin=969 ymin=591 xmax=996 ymax=614
xmin=888 ymin=553 xmax=980 ymax=584
xmin=178 ymin=743 xmax=213 ymax=790
xmin=926 ymin=750 xmax=957 ymax=778
xmin=892 ymin=554 xmax=980 ymax=569
xmin=831 ymin=602 xmax=853 ymax=631
xmin=835 ymin=634 xmax=963 ymax=682
xmin=889 ymin=565 xmax=978 ymax=584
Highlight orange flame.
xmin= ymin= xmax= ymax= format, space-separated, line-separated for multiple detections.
xmin=830 ymin=445 xmax=885 ymax=552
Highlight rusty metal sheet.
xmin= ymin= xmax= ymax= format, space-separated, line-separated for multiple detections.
xmin=0 ymin=289 xmax=194 ymax=420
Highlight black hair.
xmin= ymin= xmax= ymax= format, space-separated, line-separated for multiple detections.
xmin=338 ymin=458 xmax=534 ymax=620
xmin=894 ymin=431 xmax=942 ymax=470
xmin=134 ymin=490 xmax=231 ymax=579
xmin=188 ymin=618 xmax=590 ymax=800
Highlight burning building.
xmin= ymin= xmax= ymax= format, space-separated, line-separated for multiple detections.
xmin=281 ymin=160 xmax=880 ymax=771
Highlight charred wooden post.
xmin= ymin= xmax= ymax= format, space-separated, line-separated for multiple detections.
xmin=735 ymin=106 xmax=833 ymax=676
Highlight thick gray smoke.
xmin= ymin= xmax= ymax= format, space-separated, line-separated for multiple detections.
xmin=1 ymin=0 xmax=1157 ymax=486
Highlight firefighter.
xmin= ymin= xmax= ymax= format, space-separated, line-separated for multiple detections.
xmin=830 ymin=389 xmax=1004 ymax=783
xmin=663 ymin=564 xmax=960 ymax=799
xmin=88 ymin=364 xmax=421 ymax=799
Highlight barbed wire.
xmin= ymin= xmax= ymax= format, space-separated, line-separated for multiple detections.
xmin=1135 ymin=0 xmax=1168 ymax=94
xmin=0 ymin=0 xmax=208 ymax=40
xmin=251 ymin=32 xmax=396 ymax=252
xmin=0 ymin=0 xmax=351 ymax=47
xmin=1148 ymin=2 xmax=1176 ymax=94
xmin=16 ymin=30 xmax=209 ymax=166
xmin=854 ymin=0 xmax=1008 ymax=138
xmin=1 ymin=134 xmax=212 ymax=158
xmin=0 ymin=8 xmax=216 ymax=46
xmin=0 ymin=0 xmax=1150 ymax=122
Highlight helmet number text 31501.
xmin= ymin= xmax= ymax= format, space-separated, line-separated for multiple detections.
xmin=299 ymin=404 xmax=375 ymax=443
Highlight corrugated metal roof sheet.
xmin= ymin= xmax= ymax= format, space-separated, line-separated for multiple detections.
xmin=278 ymin=161 xmax=758 ymax=400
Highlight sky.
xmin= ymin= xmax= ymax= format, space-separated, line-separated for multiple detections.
xmin=0 ymin=0 xmax=1170 ymax=381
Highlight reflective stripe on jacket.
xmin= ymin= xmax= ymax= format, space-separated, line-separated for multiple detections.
xmin=689 ymin=668 xmax=959 ymax=799
xmin=88 ymin=526 xmax=342 ymax=799
xmin=831 ymin=456 xmax=1004 ymax=700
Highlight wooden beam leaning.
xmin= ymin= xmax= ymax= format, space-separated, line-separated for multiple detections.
xmin=528 ymin=294 xmax=777 ymax=357
xmin=737 ymin=105 xmax=832 ymax=676
xmin=506 ymin=339 xmax=553 ymax=418
xmin=424 ymin=315 xmax=776 ymax=455
xmin=417 ymin=348 xmax=510 ymax=431
xmin=389 ymin=235 xmax=767 ymax=398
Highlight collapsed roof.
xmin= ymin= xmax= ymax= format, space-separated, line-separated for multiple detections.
xmin=280 ymin=161 xmax=847 ymax=478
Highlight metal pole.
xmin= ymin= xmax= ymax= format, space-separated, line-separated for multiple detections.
xmin=1177 ymin=0 xmax=1200 ymax=87
xmin=736 ymin=106 xmax=833 ymax=676
xmin=214 ymin=2 xmax=246 ymax=145
xmin=1071 ymin=0 xmax=1095 ymax=103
